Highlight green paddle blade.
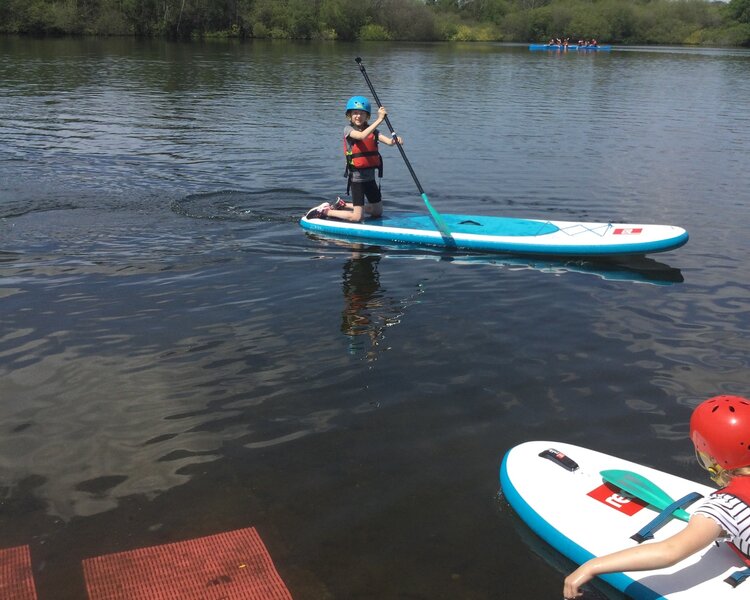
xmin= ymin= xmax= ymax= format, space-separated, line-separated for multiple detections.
xmin=600 ymin=469 xmax=691 ymax=522
xmin=421 ymin=193 xmax=455 ymax=246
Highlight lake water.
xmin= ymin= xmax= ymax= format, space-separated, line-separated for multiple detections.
xmin=2 ymin=36 xmax=750 ymax=599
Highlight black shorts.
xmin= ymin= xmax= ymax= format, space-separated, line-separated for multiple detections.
xmin=350 ymin=180 xmax=381 ymax=207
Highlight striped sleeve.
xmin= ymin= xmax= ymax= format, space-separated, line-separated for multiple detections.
xmin=694 ymin=494 xmax=750 ymax=556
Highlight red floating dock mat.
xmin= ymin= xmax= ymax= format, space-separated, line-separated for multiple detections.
xmin=82 ymin=526 xmax=293 ymax=600
xmin=0 ymin=545 xmax=39 ymax=600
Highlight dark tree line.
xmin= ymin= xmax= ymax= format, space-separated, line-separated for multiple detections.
xmin=1 ymin=0 xmax=749 ymax=45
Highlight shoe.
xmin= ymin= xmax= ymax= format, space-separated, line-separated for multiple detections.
xmin=332 ymin=197 xmax=347 ymax=210
xmin=306 ymin=202 xmax=331 ymax=219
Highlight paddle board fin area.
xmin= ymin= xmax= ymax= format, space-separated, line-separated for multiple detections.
xmin=500 ymin=441 xmax=748 ymax=599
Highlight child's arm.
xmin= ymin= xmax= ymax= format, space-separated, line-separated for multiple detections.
xmin=379 ymin=132 xmax=403 ymax=146
xmin=347 ymin=107 xmax=387 ymax=140
xmin=563 ymin=514 xmax=722 ymax=599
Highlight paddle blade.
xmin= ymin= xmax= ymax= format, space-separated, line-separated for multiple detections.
xmin=600 ymin=469 xmax=691 ymax=522
xmin=421 ymin=193 xmax=455 ymax=246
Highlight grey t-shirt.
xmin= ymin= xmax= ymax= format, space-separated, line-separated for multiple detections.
xmin=344 ymin=125 xmax=380 ymax=183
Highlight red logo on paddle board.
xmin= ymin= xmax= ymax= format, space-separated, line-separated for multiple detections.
xmin=613 ymin=228 xmax=643 ymax=235
xmin=587 ymin=482 xmax=647 ymax=516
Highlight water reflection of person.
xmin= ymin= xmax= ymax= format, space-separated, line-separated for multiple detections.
xmin=341 ymin=252 xmax=385 ymax=359
xmin=338 ymin=246 xmax=424 ymax=360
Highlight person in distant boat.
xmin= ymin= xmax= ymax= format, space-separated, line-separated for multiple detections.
xmin=548 ymin=38 xmax=556 ymax=46
xmin=564 ymin=395 xmax=750 ymax=599
xmin=305 ymin=96 xmax=403 ymax=222
xmin=589 ymin=39 xmax=598 ymax=46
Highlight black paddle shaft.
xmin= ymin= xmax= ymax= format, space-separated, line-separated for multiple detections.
xmin=354 ymin=57 xmax=425 ymax=196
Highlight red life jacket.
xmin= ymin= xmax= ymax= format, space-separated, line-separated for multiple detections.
xmin=721 ymin=476 xmax=750 ymax=503
xmin=344 ymin=132 xmax=383 ymax=174
xmin=716 ymin=477 xmax=750 ymax=565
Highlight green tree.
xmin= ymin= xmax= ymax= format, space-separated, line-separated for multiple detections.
xmin=120 ymin=0 xmax=161 ymax=35
xmin=359 ymin=23 xmax=392 ymax=39
xmin=0 ymin=0 xmax=744 ymax=45
xmin=320 ymin=0 xmax=368 ymax=40
xmin=599 ymin=0 xmax=637 ymax=41
xmin=377 ymin=0 xmax=437 ymax=39
xmin=505 ymin=5 xmax=555 ymax=40
xmin=22 ymin=0 xmax=79 ymax=34
xmin=568 ymin=7 xmax=611 ymax=40
xmin=727 ymin=0 xmax=750 ymax=22
xmin=425 ymin=0 xmax=461 ymax=13
xmin=288 ymin=0 xmax=318 ymax=38
xmin=462 ymin=0 xmax=510 ymax=23
xmin=92 ymin=0 xmax=132 ymax=34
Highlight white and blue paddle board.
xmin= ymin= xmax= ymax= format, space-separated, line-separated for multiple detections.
xmin=300 ymin=212 xmax=688 ymax=257
xmin=500 ymin=441 xmax=746 ymax=599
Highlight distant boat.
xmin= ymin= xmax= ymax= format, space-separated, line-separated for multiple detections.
xmin=529 ymin=43 xmax=612 ymax=51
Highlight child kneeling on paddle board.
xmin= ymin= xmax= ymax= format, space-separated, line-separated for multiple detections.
xmin=564 ymin=395 xmax=750 ymax=599
xmin=306 ymin=96 xmax=403 ymax=222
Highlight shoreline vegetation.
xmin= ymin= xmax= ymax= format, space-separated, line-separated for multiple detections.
xmin=1 ymin=0 xmax=749 ymax=46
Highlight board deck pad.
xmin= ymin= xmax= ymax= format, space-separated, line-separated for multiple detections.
xmin=82 ymin=527 xmax=292 ymax=600
xmin=500 ymin=441 xmax=746 ymax=599
xmin=0 ymin=545 xmax=38 ymax=600
xmin=301 ymin=211 xmax=688 ymax=257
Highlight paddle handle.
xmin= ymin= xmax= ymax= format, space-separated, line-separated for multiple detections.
xmin=354 ymin=57 xmax=424 ymax=195
xmin=354 ymin=57 xmax=453 ymax=244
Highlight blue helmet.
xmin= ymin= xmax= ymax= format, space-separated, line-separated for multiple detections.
xmin=346 ymin=96 xmax=371 ymax=115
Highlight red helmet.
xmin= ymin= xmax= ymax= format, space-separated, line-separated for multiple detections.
xmin=690 ymin=395 xmax=750 ymax=470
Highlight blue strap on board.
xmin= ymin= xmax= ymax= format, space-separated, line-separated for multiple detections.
xmin=725 ymin=567 xmax=750 ymax=588
xmin=630 ymin=491 xmax=704 ymax=543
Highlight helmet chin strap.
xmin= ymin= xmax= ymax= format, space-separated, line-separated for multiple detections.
xmin=696 ymin=448 xmax=731 ymax=486
xmin=704 ymin=463 xmax=730 ymax=486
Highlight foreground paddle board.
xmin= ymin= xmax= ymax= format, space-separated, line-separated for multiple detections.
xmin=500 ymin=441 xmax=745 ymax=599
xmin=300 ymin=212 xmax=688 ymax=257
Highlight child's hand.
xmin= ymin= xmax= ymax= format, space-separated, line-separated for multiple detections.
xmin=377 ymin=106 xmax=387 ymax=121
xmin=563 ymin=564 xmax=593 ymax=599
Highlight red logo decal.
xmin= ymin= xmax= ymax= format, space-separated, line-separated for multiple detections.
xmin=613 ymin=228 xmax=643 ymax=235
xmin=587 ymin=483 xmax=647 ymax=516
